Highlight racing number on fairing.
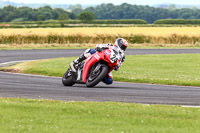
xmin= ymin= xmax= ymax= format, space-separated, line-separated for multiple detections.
xmin=110 ymin=50 xmax=118 ymax=63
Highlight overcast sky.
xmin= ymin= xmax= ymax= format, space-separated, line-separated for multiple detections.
xmin=4 ymin=0 xmax=200 ymax=5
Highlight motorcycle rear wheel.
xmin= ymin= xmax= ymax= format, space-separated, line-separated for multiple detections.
xmin=62 ymin=69 xmax=75 ymax=86
xmin=86 ymin=64 xmax=108 ymax=87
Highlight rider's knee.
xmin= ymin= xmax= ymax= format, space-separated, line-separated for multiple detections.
xmin=102 ymin=77 xmax=113 ymax=85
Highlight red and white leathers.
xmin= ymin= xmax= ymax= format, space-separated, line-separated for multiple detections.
xmin=96 ymin=43 xmax=125 ymax=71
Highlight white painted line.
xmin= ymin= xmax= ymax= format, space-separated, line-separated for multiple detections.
xmin=0 ymin=61 xmax=24 ymax=65
xmin=0 ymin=60 xmax=61 ymax=79
xmin=0 ymin=60 xmax=36 ymax=67
xmin=0 ymin=60 xmax=33 ymax=65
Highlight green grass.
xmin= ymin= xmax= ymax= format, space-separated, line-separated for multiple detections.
xmin=2 ymin=54 xmax=200 ymax=87
xmin=116 ymin=54 xmax=200 ymax=86
xmin=0 ymin=98 xmax=200 ymax=133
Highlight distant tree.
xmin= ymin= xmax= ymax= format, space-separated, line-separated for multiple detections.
xmin=37 ymin=15 xmax=44 ymax=22
xmin=17 ymin=7 xmax=34 ymax=21
xmin=52 ymin=8 xmax=76 ymax=20
xmin=58 ymin=13 xmax=69 ymax=27
xmin=78 ymin=11 xmax=95 ymax=22
xmin=37 ymin=6 xmax=53 ymax=20
xmin=2 ymin=5 xmax=17 ymax=22
xmin=0 ymin=5 xmax=77 ymax=22
xmin=58 ymin=13 xmax=69 ymax=20
xmin=68 ymin=13 xmax=77 ymax=19
xmin=178 ymin=8 xmax=195 ymax=19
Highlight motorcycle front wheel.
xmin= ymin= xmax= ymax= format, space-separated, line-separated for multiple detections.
xmin=86 ymin=64 xmax=108 ymax=87
xmin=62 ymin=69 xmax=75 ymax=86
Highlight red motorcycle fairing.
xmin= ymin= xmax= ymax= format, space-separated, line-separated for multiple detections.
xmin=82 ymin=49 xmax=118 ymax=83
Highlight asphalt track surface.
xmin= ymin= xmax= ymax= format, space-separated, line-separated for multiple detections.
xmin=1 ymin=49 xmax=200 ymax=106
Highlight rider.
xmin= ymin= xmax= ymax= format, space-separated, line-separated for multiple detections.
xmin=70 ymin=38 xmax=128 ymax=85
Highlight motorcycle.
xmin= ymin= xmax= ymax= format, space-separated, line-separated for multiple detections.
xmin=62 ymin=48 xmax=119 ymax=87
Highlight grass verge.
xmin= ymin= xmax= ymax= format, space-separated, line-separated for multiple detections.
xmin=0 ymin=98 xmax=200 ymax=133
xmin=1 ymin=54 xmax=200 ymax=87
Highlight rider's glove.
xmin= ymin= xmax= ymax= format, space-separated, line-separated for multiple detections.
xmin=114 ymin=66 xmax=120 ymax=71
xmin=114 ymin=61 xmax=121 ymax=71
xmin=121 ymin=56 xmax=125 ymax=63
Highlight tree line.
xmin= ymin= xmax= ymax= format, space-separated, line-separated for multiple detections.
xmin=84 ymin=3 xmax=200 ymax=23
xmin=1 ymin=3 xmax=200 ymax=23
xmin=0 ymin=5 xmax=76 ymax=22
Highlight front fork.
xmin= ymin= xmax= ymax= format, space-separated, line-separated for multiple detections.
xmin=71 ymin=68 xmax=84 ymax=84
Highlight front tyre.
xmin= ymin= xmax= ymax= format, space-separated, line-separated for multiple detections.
xmin=62 ymin=69 xmax=75 ymax=86
xmin=86 ymin=64 xmax=108 ymax=87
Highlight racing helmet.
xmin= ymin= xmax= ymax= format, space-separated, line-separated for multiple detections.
xmin=115 ymin=38 xmax=128 ymax=52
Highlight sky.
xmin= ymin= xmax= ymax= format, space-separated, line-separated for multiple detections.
xmin=3 ymin=0 xmax=200 ymax=5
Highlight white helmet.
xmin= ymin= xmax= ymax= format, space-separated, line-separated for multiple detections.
xmin=114 ymin=38 xmax=128 ymax=52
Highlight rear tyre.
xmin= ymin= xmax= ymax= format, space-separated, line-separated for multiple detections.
xmin=62 ymin=69 xmax=75 ymax=86
xmin=86 ymin=64 xmax=108 ymax=87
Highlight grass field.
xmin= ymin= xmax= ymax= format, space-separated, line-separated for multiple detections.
xmin=1 ymin=54 xmax=200 ymax=87
xmin=1 ymin=27 xmax=200 ymax=46
xmin=0 ymin=98 xmax=200 ymax=133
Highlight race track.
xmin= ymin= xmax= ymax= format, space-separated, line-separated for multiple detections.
xmin=1 ymin=49 xmax=200 ymax=106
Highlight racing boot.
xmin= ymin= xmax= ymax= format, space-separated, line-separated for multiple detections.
xmin=70 ymin=54 xmax=86 ymax=72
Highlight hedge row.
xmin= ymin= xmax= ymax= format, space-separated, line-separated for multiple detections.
xmin=87 ymin=19 xmax=147 ymax=24
xmin=154 ymin=19 xmax=200 ymax=25
xmin=0 ymin=34 xmax=199 ymax=44
xmin=3 ymin=19 xmax=200 ymax=25
xmin=0 ymin=24 xmax=148 ymax=29
xmin=5 ymin=19 xmax=147 ymax=25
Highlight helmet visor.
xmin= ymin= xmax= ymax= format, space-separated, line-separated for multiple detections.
xmin=121 ymin=44 xmax=127 ymax=51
